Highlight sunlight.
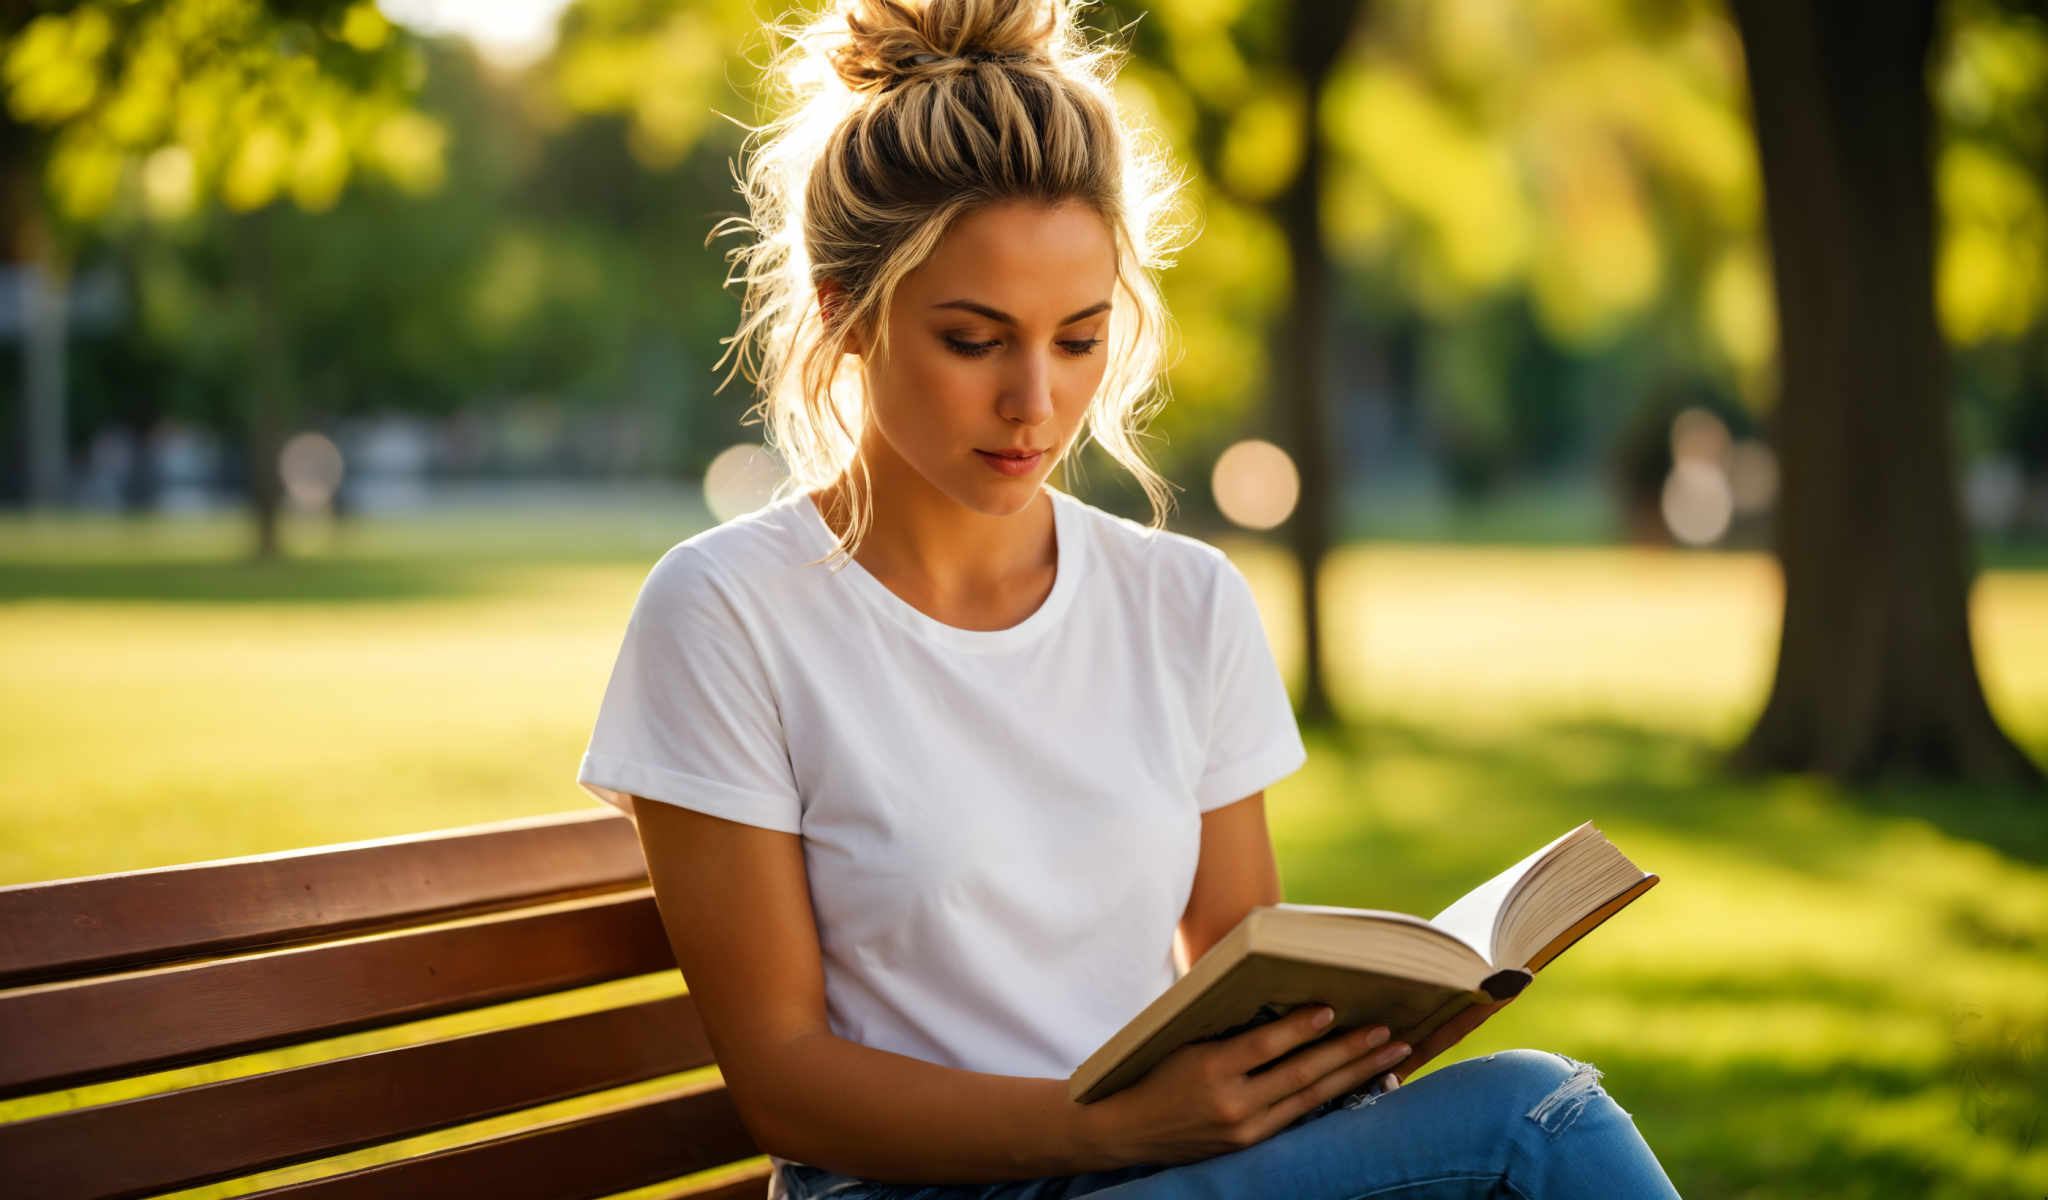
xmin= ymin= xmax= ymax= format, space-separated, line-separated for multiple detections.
xmin=380 ymin=0 xmax=572 ymax=66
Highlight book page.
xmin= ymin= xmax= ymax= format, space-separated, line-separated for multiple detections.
xmin=1267 ymin=902 xmax=1489 ymax=961
xmin=1427 ymin=823 xmax=1590 ymax=965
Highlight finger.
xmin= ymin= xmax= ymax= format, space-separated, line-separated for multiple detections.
xmin=1228 ymin=1004 xmax=1352 ymax=1076
xmin=1248 ymin=1024 xmax=1409 ymax=1111
xmin=1240 ymin=1013 xmax=1388 ymax=1098
xmin=1251 ymin=1037 xmax=1413 ymax=1137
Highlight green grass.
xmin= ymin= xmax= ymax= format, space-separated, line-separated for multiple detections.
xmin=1 ymin=508 xmax=2044 ymax=1198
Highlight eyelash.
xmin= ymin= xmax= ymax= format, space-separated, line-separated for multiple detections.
xmin=945 ymin=336 xmax=1103 ymax=360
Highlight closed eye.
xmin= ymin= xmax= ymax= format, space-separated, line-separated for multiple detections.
xmin=945 ymin=336 xmax=1103 ymax=359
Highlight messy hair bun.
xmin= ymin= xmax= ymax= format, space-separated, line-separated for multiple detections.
xmin=710 ymin=0 xmax=1195 ymax=564
xmin=828 ymin=0 xmax=1057 ymax=94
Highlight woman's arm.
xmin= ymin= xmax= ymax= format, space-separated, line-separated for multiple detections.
xmin=629 ymin=796 xmax=1121 ymax=1183
xmin=1175 ymin=791 xmax=1282 ymax=970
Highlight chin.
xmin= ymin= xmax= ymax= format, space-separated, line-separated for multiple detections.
xmin=967 ymin=487 xmax=1043 ymax=516
xmin=951 ymin=474 xmax=1047 ymax=516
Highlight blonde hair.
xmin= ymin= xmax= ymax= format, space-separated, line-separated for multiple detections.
xmin=708 ymin=0 xmax=1196 ymax=564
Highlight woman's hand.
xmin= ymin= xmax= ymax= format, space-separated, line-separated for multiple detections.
xmin=1088 ymin=1003 xmax=1415 ymax=1167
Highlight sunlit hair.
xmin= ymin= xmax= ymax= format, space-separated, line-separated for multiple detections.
xmin=708 ymin=0 xmax=1197 ymax=565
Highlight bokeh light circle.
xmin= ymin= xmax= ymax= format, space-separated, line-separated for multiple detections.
xmin=1211 ymin=439 xmax=1300 ymax=531
xmin=1661 ymin=458 xmax=1733 ymax=546
xmin=704 ymin=444 xmax=788 ymax=522
xmin=1670 ymin=406 xmax=1731 ymax=467
xmin=279 ymin=432 xmax=345 ymax=511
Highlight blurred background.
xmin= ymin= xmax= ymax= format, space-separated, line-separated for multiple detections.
xmin=1 ymin=0 xmax=2044 ymax=1196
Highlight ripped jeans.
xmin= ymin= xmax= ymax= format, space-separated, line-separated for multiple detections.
xmin=772 ymin=1048 xmax=1681 ymax=1199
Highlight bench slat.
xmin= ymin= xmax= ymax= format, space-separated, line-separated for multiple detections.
xmin=656 ymin=1170 xmax=777 ymax=1200
xmin=0 ymin=888 xmax=675 ymax=1097
xmin=0 ymin=809 xmax=645 ymax=988
xmin=0 ymin=994 xmax=724 ymax=1197
xmin=643 ymin=1169 xmax=777 ymax=1200
xmin=240 ymin=1080 xmax=767 ymax=1200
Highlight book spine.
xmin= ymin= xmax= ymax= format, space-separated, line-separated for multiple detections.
xmin=1479 ymin=968 xmax=1533 ymax=1000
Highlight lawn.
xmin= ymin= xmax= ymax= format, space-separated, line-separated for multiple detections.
xmin=1 ymin=505 xmax=2043 ymax=1199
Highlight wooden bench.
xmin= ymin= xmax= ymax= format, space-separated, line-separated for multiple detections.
xmin=0 ymin=809 xmax=775 ymax=1200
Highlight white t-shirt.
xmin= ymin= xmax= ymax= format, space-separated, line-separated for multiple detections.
xmin=576 ymin=484 xmax=1306 ymax=1081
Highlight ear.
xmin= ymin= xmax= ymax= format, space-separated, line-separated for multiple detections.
xmin=817 ymin=278 xmax=864 ymax=357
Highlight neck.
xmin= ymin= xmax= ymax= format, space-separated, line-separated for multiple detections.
xmin=812 ymin=441 xmax=1056 ymax=598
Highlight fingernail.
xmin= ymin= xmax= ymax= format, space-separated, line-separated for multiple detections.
xmin=1364 ymin=1025 xmax=1390 ymax=1046
xmin=1388 ymin=1042 xmax=1411 ymax=1059
xmin=1312 ymin=1006 xmax=1335 ymax=1028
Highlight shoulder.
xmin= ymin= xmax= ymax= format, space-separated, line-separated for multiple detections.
xmin=1055 ymin=488 xmax=1245 ymax=614
xmin=632 ymin=492 xmax=822 ymax=620
xmin=647 ymin=493 xmax=819 ymax=589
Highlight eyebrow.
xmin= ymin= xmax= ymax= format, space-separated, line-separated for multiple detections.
xmin=931 ymin=299 xmax=1112 ymax=326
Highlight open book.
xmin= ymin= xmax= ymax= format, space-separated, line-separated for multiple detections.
xmin=1068 ymin=821 xmax=1658 ymax=1104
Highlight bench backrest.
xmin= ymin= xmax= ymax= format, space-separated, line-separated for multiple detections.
xmin=0 ymin=809 xmax=770 ymax=1200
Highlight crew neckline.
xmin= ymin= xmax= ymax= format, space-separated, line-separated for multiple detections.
xmin=791 ymin=485 xmax=1085 ymax=654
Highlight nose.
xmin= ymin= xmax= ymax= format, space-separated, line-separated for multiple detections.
xmin=995 ymin=346 xmax=1056 ymax=429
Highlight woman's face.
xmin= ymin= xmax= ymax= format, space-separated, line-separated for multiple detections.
xmin=838 ymin=198 xmax=1117 ymax=519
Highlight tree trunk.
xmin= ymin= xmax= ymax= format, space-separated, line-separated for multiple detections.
xmin=21 ymin=223 xmax=68 ymax=509
xmin=1270 ymin=0 xmax=1362 ymax=729
xmin=1728 ymin=0 xmax=2041 ymax=786
xmin=234 ymin=207 xmax=290 ymax=561
xmin=1 ymin=114 xmax=50 ymax=508
xmin=7 ymin=119 xmax=70 ymax=510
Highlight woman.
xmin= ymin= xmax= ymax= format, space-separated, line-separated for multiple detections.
xmin=577 ymin=1 xmax=1682 ymax=1196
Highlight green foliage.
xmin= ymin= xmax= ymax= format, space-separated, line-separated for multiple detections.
xmin=1321 ymin=0 xmax=1758 ymax=349
xmin=549 ymin=0 xmax=750 ymax=169
xmin=3 ymin=0 xmax=445 ymax=225
xmin=1938 ymin=0 xmax=2048 ymax=345
xmin=5 ymin=0 xmax=2045 ymax=511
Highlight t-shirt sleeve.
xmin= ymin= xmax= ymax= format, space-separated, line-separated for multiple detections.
xmin=1195 ymin=554 xmax=1308 ymax=812
xmin=576 ymin=545 xmax=802 ymax=833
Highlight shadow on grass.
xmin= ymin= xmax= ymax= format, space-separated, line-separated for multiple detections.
xmin=1282 ymin=713 xmax=2048 ymax=1198
xmin=1589 ymin=1051 xmax=2017 ymax=1199
xmin=1304 ymin=714 xmax=2047 ymax=872
xmin=0 ymin=559 xmax=504 ymax=605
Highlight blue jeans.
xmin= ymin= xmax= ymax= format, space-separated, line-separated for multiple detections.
xmin=773 ymin=1048 xmax=1681 ymax=1199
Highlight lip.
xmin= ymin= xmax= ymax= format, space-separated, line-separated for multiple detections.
xmin=975 ymin=449 xmax=1045 ymax=477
